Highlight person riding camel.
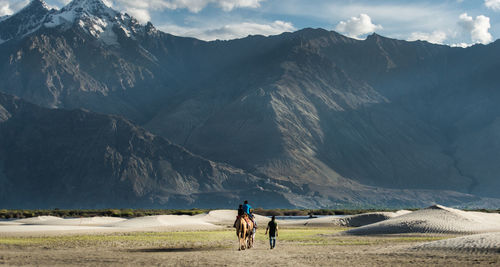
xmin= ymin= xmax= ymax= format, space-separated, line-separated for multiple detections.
xmin=234 ymin=200 xmax=256 ymax=229
xmin=233 ymin=204 xmax=244 ymax=228
xmin=242 ymin=200 xmax=251 ymax=217
xmin=242 ymin=200 xmax=256 ymax=229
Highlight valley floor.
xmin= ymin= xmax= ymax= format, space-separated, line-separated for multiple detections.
xmin=0 ymin=228 xmax=499 ymax=266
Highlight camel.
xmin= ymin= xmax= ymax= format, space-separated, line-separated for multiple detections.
xmin=235 ymin=214 xmax=254 ymax=250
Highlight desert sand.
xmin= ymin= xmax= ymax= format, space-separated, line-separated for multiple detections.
xmin=0 ymin=210 xmax=268 ymax=235
xmin=414 ymin=232 xmax=500 ymax=253
xmin=198 ymin=209 xmax=270 ymax=226
xmin=2 ymin=205 xmax=500 ymax=237
xmin=278 ymin=210 xmax=411 ymax=227
xmin=0 ymin=209 xmax=405 ymax=235
xmin=1 ymin=205 xmax=499 ymax=266
xmin=346 ymin=205 xmax=500 ymax=235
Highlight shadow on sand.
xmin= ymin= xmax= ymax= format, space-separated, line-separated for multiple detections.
xmin=129 ymin=247 xmax=225 ymax=253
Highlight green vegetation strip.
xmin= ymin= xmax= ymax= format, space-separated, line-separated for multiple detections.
xmin=0 ymin=228 xmax=448 ymax=248
xmin=2 ymin=208 xmax=498 ymax=219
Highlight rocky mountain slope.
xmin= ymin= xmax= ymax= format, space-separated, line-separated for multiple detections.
xmin=0 ymin=0 xmax=499 ymax=208
xmin=0 ymin=92 xmax=296 ymax=208
xmin=2 ymin=93 xmax=496 ymax=209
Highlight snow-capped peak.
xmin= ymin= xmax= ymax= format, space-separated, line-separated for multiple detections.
xmin=0 ymin=0 xmax=151 ymax=47
xmin=43 ymin=0 xmax=143 ymax=46
xmin=20 ymin=0 xmax=50 ymax=13
xmin=63 ymin=0 xmax=115 ymax=18
xmin=45 ymin=0 xmax=117 ymax=29
xmin=0 ymin=0 xmax=51 ymax=44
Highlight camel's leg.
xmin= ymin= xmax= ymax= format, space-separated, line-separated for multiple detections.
xmin=242 ymin=232 xmax=246 ymax=250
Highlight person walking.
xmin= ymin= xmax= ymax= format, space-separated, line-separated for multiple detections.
xmin=265 ymin=215 xmax=278 ymax=249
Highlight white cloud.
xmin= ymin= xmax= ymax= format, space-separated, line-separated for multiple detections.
xmin=109 ymin=0 xmax=264 ymax=16
xmin=458 ymin=13 xmax=493 ymax=44
xmin=335 ymin=14 xmax=382 ymax=39
xmin=57 ymin=0 xmax=71 ymax=5
xmin=450 ymin=42 xmax=471 ymax=48
xmin=160 ymin=20 xmax=295 ymax=40
xmin=123 ymin=7 xmax=151 ymax=23
xmin=0 ymin=1 xmax=13 ymax=16
xmin=147 ymin=0 xmax=264 ymax=13
xmin=0 ymin=0 xmax=29 ymax=16
xmin=57 ymin=0 xmax=111 ymax=6
xmin=408 ymin=31 xmax=447 ymax=44
xmin=213 ymin=0 xmax=263 ymax=11
xmin=103 ymin=0 xmax=265 ymax=23
xmin=485 ymin=0 xmax=500 ymax=11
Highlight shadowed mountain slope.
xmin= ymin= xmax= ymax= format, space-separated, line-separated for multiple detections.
xmin=0 ymin=92 xmax=295 ymax=208
xmin=0 ymin=0 xmax=500 ymax=208
xmin=2 ymin=92 xmax=497 ymax=208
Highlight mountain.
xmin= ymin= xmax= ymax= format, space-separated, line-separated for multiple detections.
xmin=0 ymin=0 xmax=500 ymax=208
xmin=0 ymin=0 xmax=190 ymax=122
xmin=0 ymin=92 xmax=296 ymax=208
xmin=3 ymin=92 xmax=493 ymax=209
xmin=0 ymin=0 xmax=50 ymax=44
xmin=145 ymin=30 xmax=500 ymax=198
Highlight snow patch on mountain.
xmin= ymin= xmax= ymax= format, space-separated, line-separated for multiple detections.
xmin=0 ymin=0 xmax=152 ymax=47
xmin=0 ymin=0 xmax=51 ymax=44
xmin=43 ymin=0 xmax=149 ymax=46
xmin=44 ymin=9 xmax=75 ymax=28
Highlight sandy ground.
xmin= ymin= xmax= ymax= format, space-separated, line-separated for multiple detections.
xmin=0 ymin=230 xmax=499 ymax=266
xmin=0 ymin=205 xmax=499 ymax=266
xmin=346 ymin=205 xmax=500 ymax=235
xmin=414 ymin=232 xmax=500 ymax=253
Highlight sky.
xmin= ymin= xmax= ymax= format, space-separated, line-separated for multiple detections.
xmin=1 ymin=0 xmax=499 ymax=46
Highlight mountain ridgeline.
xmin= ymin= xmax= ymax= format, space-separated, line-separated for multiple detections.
xmin=0 ymin=0 xmax=499 ymax=208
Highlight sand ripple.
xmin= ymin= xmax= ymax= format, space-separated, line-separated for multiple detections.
xmin=346 ymin=205 xmax=500 ymax=235
xmin=415 ymin=232 xmax=500 ymax=253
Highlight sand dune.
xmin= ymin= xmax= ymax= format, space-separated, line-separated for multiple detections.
xmin=279 ymin=216 xmax=343 ymax=227
xmin=0 ymin=225 xmax=106 ymax=233
xmin=2 ymin=206 xmax=498 ymax=236
xmin=13 ymin=216 xmax=63 ymax=224
xmin=12 ymin=216 xmax=125 ymax=226
xmin=346 ymin=205 xmax=500 ymax=235
xmin=300 ymin=216 xmax=343 ymax=227
xmin=109 ymin=215 xmax=220 ymax=231
xmin=0 ymin=211 xmax=264 ymax=234
xmin=282 ymin=210 xmax=410 ymax=227
xmin=415 ymin=232 xmax=500 ymax=253
xmin=201 ymin=210 xmax=270 ymax=226
xmin=199 ymin=210 xmax=238 ymax=225
xmin=338 ymin=210 xmax=411 ymax=227
xmin=0 ymin=220 xmax=23 ymax=226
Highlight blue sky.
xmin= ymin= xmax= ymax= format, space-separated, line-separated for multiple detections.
xmin=3 ymin=0 xmax=500 ymax=45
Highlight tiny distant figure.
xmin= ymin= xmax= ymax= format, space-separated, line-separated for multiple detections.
xmin=265 ymin=215 xmax=278 ymax=249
